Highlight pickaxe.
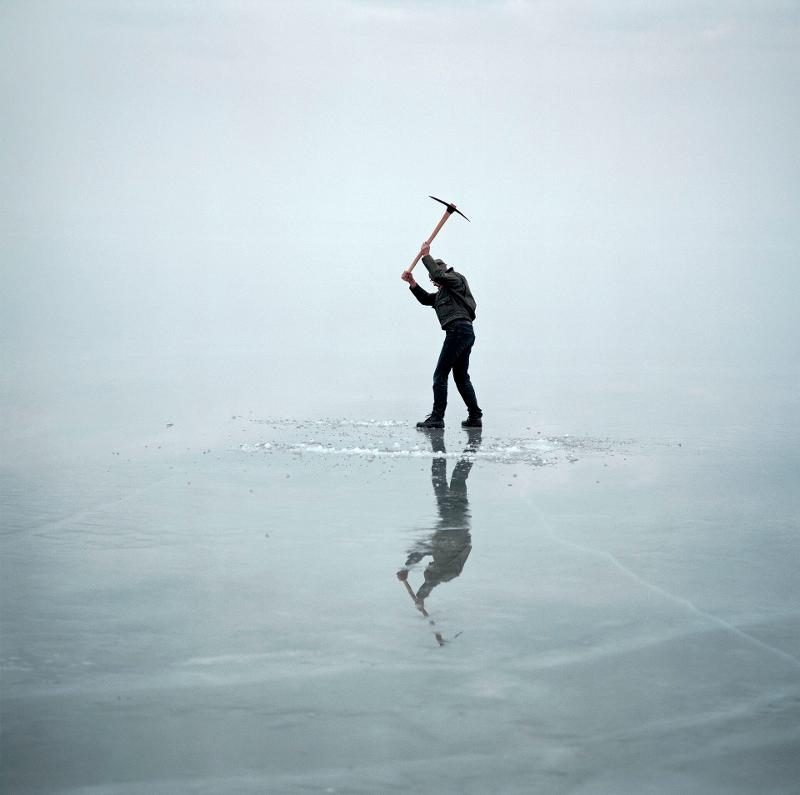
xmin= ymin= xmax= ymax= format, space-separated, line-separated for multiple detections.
xmin=397 ymin=568 xmax=445 ymax=646
xmin=405 ymin=195 xmax=470 ymax=274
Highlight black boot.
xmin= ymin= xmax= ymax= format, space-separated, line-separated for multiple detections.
xmin=461 ymin=415 xmax=482 ymax=428
xmin=416 ymin=413 xmax=444 ymax=429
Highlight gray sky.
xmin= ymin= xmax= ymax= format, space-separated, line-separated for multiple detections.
xmin=2 ymin=0 xmax=799 ymax=378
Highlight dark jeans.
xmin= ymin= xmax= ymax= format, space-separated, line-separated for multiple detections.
xmin=432 ymin=320 xmax=481 ymax=418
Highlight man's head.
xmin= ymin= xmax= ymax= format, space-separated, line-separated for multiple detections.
xmin=429 ymin=258 xmax=449 ymax=288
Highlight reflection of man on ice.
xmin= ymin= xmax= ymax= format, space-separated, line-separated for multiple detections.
xmin=397 ymin=428 xmax=481 ymax=612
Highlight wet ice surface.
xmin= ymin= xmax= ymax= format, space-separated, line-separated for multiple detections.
xmin=2 ymin=398 xmax=800 ymax=793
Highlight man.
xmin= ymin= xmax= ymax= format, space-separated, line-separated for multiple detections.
xmin=401 ymin=242 xmax=483 ymax=429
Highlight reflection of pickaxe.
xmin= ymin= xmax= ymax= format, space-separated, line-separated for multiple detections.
xmin=396 ymin=569 xmax=445 ymax=646
xmin=405 ymin=196 xmax=470 ymax=274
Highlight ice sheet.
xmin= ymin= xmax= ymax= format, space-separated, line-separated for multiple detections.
xmin=2 ymin=387 xmax=799 ymax=793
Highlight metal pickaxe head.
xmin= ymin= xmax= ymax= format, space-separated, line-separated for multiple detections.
xmin=429 ymin=195 xmax=470 ymax=222
xmin=405 ymin=195 xmax=471 ymax=273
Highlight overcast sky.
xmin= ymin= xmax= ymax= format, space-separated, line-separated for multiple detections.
xmin=2 ymin=0 xmax=799 ymax=383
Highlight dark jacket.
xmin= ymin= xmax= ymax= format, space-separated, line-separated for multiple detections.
xmin=409 ymin=255 xmax=477 ymax=329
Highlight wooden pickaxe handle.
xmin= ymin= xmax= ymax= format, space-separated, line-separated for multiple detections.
xmin=399 ymin=574 xmax=429 ymax=616
xmin=397 ymin=570 xmax=445 ymax=646
xmin=405 ymin=207 xmax=454 ymax=274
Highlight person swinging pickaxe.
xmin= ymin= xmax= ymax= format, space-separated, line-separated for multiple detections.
xmin=400 ymin=196 xmax=483 ymax=430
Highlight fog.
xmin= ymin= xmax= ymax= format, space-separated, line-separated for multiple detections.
xmin=3 ymin=0 xmax=799 ymax=406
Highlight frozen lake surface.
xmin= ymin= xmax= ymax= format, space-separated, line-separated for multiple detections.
xmin=2 ymin=368 xmax=799 ymax=793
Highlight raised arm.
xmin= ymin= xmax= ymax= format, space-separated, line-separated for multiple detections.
xmin=401 ymin=242 xmax=436 ymax=305
xmin=408 ymin=279 xmax=436 ymax=305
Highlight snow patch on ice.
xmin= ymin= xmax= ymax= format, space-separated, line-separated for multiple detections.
xmin=237 ymin=417 xmax=627 ymax=467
